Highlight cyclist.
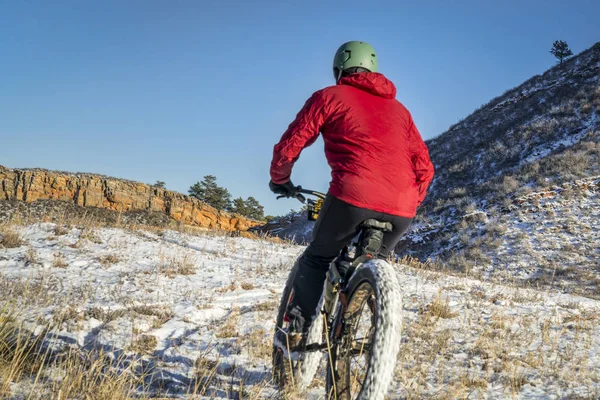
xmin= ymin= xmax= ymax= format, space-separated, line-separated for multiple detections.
xmin=269 ymin=41 xmax=434 ymax=356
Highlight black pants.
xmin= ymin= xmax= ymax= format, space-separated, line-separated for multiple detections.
xmin=289 ymin=194 xmax=413 ymax=325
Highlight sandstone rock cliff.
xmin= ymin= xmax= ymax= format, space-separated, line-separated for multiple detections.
xmin=0 ymin=166 xmax=259 ymax=231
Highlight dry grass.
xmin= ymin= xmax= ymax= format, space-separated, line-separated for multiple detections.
xmin=504 ymin=365 xmax=528 ymax=394
xmin=188 ymin=340 xmax=272 ymax=399
xmin=424 ymin=292 xmax=458 ymax=319
xmin=78 ymin=226 xmax=103 ymax=244
xmin=53 ymin=224 xmax=70 ymax=236
xmin=240 ymin=281 xmax=255 ymax=290
xmin=85 ymin=307 xmax=129 ymax=323
xmin=461 ymin=373 xmax=489 ymax=390
xmin=131 ymin=305 xmax=174 ymax=328
xmin=99 ymin=254 xmax=121 ymax=266
xmin=192 ymin=349 xmax=220 ymax=396
xmin=395 ymin=255 xmax=431 ymax=270
xmin=24 ymin=246 xmax=38 ymax=264
xmin=52 ymin=252 xmax=68 ymax=268
xmin=243 ymin=328 xmax=270 ymax=361
xmin=216 ymin=310 xmax=240 ymax=339
xmin=159 ymin=252 xmax=196 ymax=277
xmin=0 ymin=306 xmax=144 ymax=399
xmin=0 ymin=226 xmax=23 ymax=248
xmin=52 ymin=304 xmax=81 ymax=326
xmin=253 ymin=298 xmax=278 ymax=312
xmin=84 ymin=305 xmax=173 ymax=329
xmin=129 ymin=334 xmax=157 ymax=353
xmin=395 ymin=275 xmax=600 ymax=398
xmin=216 ymin=281 xmax=237 ymax=293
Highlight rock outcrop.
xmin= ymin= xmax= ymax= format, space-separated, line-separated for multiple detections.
xmin=0 ymin=166 xmax=260 ymax=231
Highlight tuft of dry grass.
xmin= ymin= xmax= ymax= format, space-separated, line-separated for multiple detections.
xmin=504 ymin=365 xmax=528 ymax=394
xmin=24 ymin=246 xmax=38 ymax=265
xmin=461 ymin=373 xmax=489 ymax=391
xmin=131 ymin=305 xmax=173 ymax=328
xmin=253 ymin=298 xmax=278 ymax=312
xmin=0 ymin=226 xmax=23 ymax=249
xmin=99 ymin=254 xmax=121 ymax=266
xmin=52 ymin=253 xmax=68 ymax=268
xmin=243 ymin=328 xmax=270 ymax=362
xmin=176 ymin=262 xmax=195 ymax=276
xmin=84 ymin=305 xmax=173 ymax=329
xmin=216 ymin=282 xmax=237 ymax=293
xmin=424 ymin=292 xmax=458 ymax=319
xmin=431 ymin=329 xmax=452 ymax=355
xmin=395 ymin=255 xmax=432 ymax=270
xmin=159 ymin=253 xmax=196 ymax=277
xmin=129 ymin=334 xmax=157 ymax=353
xmin=240 ymin=281 xmax=255 ymax=290
xmin=52 ymin=305 xmax=81 ymax=326
xmin=192 ymin=349 xmax=220 ymax=396
xmin=216 ymin=310 xmax=240 ymax=339
xmin=53 ymin=224 xmax=70 ymax=236
xmin=85 ymin=307 xmax=128 ymax=323
xmin=80 ymin=227 xmax=103 ymax=244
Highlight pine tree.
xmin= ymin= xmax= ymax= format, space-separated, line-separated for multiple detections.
xmin=212 ymin=187 xmax=232 ymax=211
xmin=229 ymin=196 xmax=264 ymax=220
xmin=244 ymin=196 xmax=265 ymax=220
xmin=550 ymin=40 xmax=573 ymax=65
xmin=188 ymin=180 xmax=208 ymax=201
xmin=152 ymin=180 xmax=166 ymax=189
xmin=230 ymin=197 xmax=249 ymax=216
xmin=188 ymin=175 xmax=232 ymax=211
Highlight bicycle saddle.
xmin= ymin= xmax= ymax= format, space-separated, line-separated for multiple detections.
xmin=360 ymin=219 xmax=393 ymax=232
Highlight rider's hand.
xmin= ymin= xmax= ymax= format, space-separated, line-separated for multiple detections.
xmin=269 ymin=180 xmax=297 ymax=197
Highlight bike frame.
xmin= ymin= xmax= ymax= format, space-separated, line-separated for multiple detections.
xmin=288 ymin=188 xmax=389 ymax=354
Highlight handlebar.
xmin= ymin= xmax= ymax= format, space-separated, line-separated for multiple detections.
xmin=276 ymin=186 xmax=327 ymax=203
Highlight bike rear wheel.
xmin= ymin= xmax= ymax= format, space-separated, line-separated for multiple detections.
xmin=272 ymin=257 xmax=324 ymax=395
xmin=326 ymin=260 xmax=403 ymax=400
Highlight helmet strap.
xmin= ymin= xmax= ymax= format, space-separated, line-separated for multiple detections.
xmin=334 ymin=67 xmax=343 ymax=83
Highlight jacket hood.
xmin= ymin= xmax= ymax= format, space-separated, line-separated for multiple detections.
xmin=338 ymin=72 xmax=397 ymax=99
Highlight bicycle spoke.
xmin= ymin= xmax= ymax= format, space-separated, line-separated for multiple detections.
xmin=352 ymin=300 xmax=373 ymax=395
xmin=331 ymin=281 xmax=374 ymax=398
xmin=326 ymin=260 xmax=403 ymax=400
xmin=350 ymin=342 xmax=371 ymax=354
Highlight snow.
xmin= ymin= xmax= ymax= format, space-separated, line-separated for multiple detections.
xmin=521 ymin=111 xmax=598 ymax=166
xmin=1 ymin=223 xmax=600 ymax=398
xmin=486 ymin=177 xmax=600 ymax=283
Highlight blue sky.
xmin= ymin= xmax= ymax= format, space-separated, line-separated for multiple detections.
xmin=1 ymin=0 xmax=598 ymax=216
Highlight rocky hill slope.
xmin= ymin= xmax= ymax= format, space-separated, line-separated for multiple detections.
xmin=0 ymin=166 xmax=259 ymax=232
xmin=257 ymin=42 xmax=600 ymax=296
xmin=402 ymin=42 xmax=600 ymax=297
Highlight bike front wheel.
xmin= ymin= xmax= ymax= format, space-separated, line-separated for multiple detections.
xmin=326 ymin=259 xmax=403 ymax=400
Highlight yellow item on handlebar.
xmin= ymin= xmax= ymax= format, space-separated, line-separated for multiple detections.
xmin=307 ymin=198 xmax=324 ymax=221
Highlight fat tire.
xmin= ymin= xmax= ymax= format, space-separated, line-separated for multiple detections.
xmin=326 ymin=260 xmax=403 ymax=400
xmin=272 ymin=257 xmax=324 ymax=394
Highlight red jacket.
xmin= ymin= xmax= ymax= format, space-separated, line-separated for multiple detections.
xmin=270 ymin=72 xmax=434 ymax=218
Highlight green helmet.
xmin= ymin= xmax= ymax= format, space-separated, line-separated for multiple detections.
xmin=333 ymin=41 xmax=378 ymax=81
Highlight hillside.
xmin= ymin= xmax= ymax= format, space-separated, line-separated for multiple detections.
xmin=401 ymin=42 xmax=600 ymax=297
xmin=257 ymin=42 xmax=600 ymax=297
xmin=0 ymin=166 xmax=259 ymax=232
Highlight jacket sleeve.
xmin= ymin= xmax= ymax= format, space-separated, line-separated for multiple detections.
xmin=408 ymin=117 xmax=435 ymax=206
xmin=270 ymin=90 xmax=328 ymax=184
